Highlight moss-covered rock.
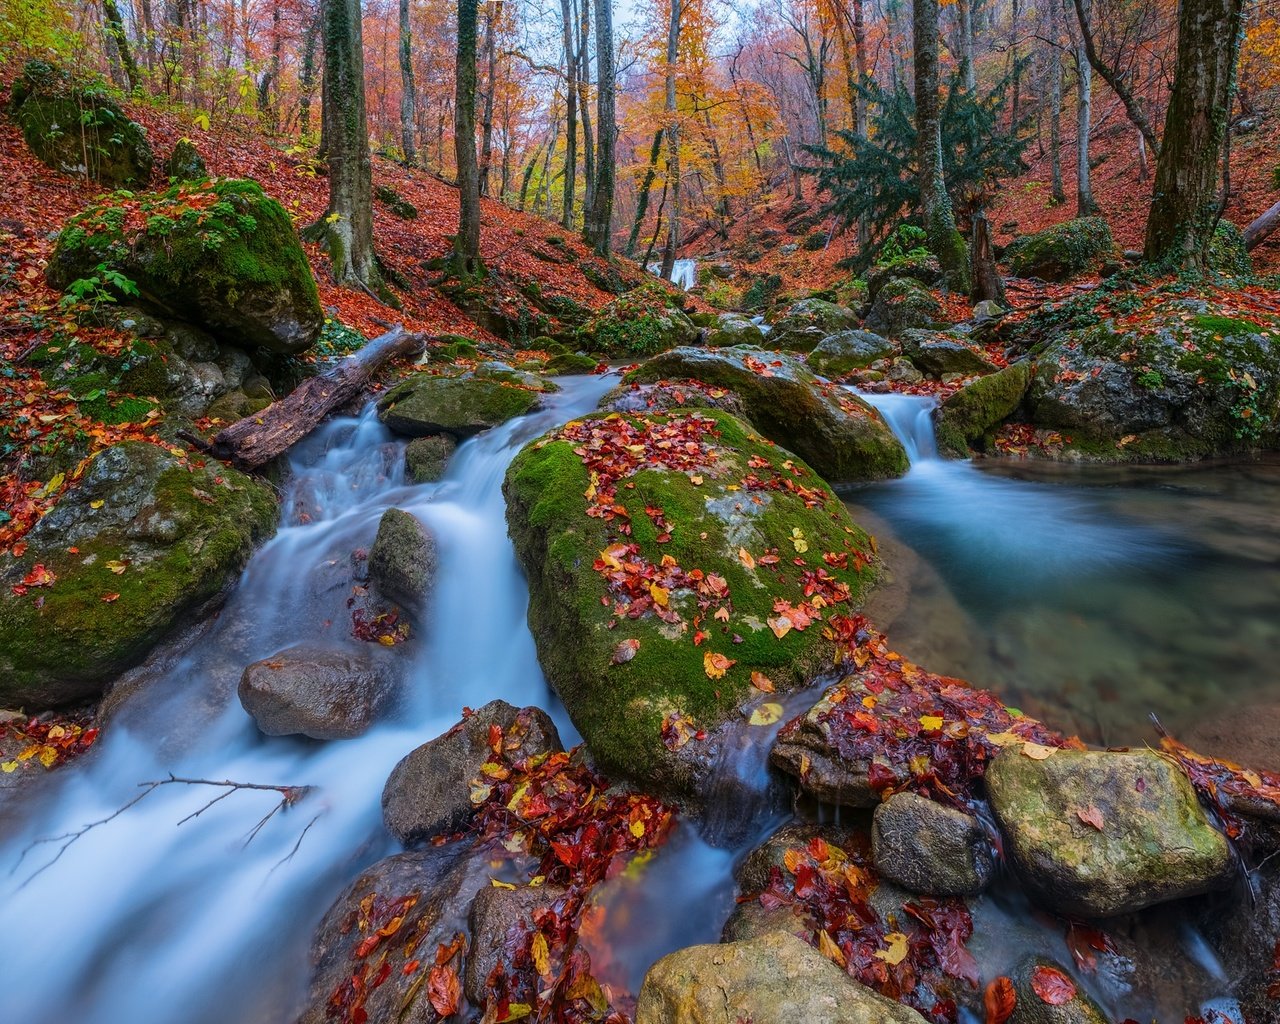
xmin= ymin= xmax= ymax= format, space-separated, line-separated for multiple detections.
xmin=898 ymin=329 xmax=999 ymax=378
xmin=864 ymin=278 xmax=943 ymax=338
xmin=768 ymin=298 xmax=860 ymax=352
xmin=378 ymin=372 xmax=540 ymax=438
xmin=0 ymin=442 xmax=278 ymax=709
xmin=1008 ymin=958 xmax=1108 ymax=1024
xmin=367 ymin=508 xmax=436 ymax=614
xmin=1007 ymin=217 xmax=1117 ymax=282
xmin=9 ymin=60 xmax=153 ymax=186
xmin=404 ymin=434 xmax=457 ymax=482
xmin=1026 ymin=299 xmax=1280 ymax=460
xmin=626 ymin=347 xmax=908 ymax=483
xmin=936 ymin=362 xmax=1031 ymax=457
xmin=545 ymin=351 xmax=598 ymax=375
xmin=503 ymin=409 xmax=880 ymax=800
xmin=705 ymin=313 xmax=766 ymax=349
xmin=164 ymin=138 xmax=207 ymax=181
xmin=1207 ymin=220 xmax=1252 ymax=277
xmin=865 ymin=254 xmax=942 ymax=302
xmin=579 ymin=286 xmax=699 ymax=357
xmin=375 ymin=183 xmax=418 ymax=220
xmin=986 ymin=747 xmax=1233 ymax=917
xmin=46 ymin=178 xmax=323 ymax=354
xmin=807 ymin=330 xmax=897 ymax=378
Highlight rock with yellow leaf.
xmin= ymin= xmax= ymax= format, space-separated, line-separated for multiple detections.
xmin=464 ymin=882 xmax=568 ymax=1006
xmin=634 ymin=930 xmax=928 ymax=1024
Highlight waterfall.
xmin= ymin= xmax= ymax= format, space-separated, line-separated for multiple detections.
xmin=853 ymin=391 xmax=939 ymax=463
xmin=647 ymin=258 xmax=698 ymax=291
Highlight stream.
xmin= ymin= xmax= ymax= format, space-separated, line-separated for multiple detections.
xmin=0 ymin=377 xmax=1270 ymax=1022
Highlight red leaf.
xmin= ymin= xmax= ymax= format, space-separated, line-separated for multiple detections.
xmin=983 ymin=977 xmax=1016 ymax=1024
xmin=1031 ymin=965 xmax=1077 ymax=1005
xmin=428 ymin=964 xmax=460 ymax=1017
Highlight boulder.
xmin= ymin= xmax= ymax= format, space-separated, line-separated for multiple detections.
xmin=366 ymin=508 xmax=436 ymax=613
xmin=1208 ymin=221 xmax=1252 ymax=277
xmin=634 ymin=931 xmax=929 ymax=1024
xmin=936 ymin=362 xmax=1031 ymax=457
xmin=1026 ymin=298 xmax=1280 ymax=460
xmin=580 ymin=295 xmax=699 ymax=357
xmin=597 ymin=379 xmax=751 ymax=420
xmin=865 ymin=254 xmax=943 ymax=302
xmin=474 ymin=360 xmax=558 ymax=392
xmin=381 ymin=700 xmax=562 ymax=845
xmin=767 ymin=298 xmax=860 ymax=352
xmin=705 ymin=313 xmax=766 ymax=349
xmin=0 ymin=443 xmax=277 ymax=709
xmin=625 ymin=347 xmax=908 ymax=483
xmin=47 ymin=179 xmax=322 ymax=354
xmin=374 ymin=183 xmax=418 ymax=219
xmin=504 ymin=408 xmax=882 ymax=800
xmin=871 ymin=792 xmax=995 ymax=897
xmin=899 ymin=330 xmax=999 ymax=378
xmin=164 ymin=139 xmax=207 ymax=181
xmin=378 ymin=373 xmax=539 ymax=439
xmin=1007 ymin=217 xmax=1117 ymax=282
xmin=544 ymin=351 xmax=598 ymax=375
xmin=986 ymin=747 xmax=1233 ymax=917
xmin=1008 ymin=957 xmax=1108 ymax=1024
xmin=1199 ymin=854 xmax=1280 ymax=1024
xmin=237 ymin=642 xmax=395 ymax=739
xmin=9 ymin=60 xmax=153 ymax=185
xmin=404 ymin=434 xmax=457 ymax=483
xmin=865 ymin=278 xmax=943 ymax=338
xmin=808 ymin=330 xmax=897 ymax=378
xmin=735 ymin=821 xmax=864 ymax=895
xmin=464 ymin=883 xmax=568 ymax=1005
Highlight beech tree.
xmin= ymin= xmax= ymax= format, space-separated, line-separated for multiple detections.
xmin=454 ymin=0 xmax=485 ymax=279
xmin=399 ymin=0 xmax=417 ymax=164
xmin=584 ymin=0 xmax=616 ymax=255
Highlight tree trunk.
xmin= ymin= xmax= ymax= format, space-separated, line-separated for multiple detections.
xmin=970 ymin=210 xmax=1006 ymax=303
xmin=1243 ymin=197 xmax=1280 ymax=251
xmin=626 ymin=129 xmax=664 ymax=258
xmin=956 ymin=0 xmax=975 ymax=90
xmin=1048 ymin=0 xmax=1065 ymax=203
xmin=914 ymin=0 xmax=970 ymax=291
xmin=454 ymin=0 xmax=484 ymax=278
xmin=585 ymin=0 xmax=616 ymax=255
xmin=1072 ymin=0 xmax=1100 ymax=217
xmin=299 ymin=12 xmax=321 ymax=138
xmin=576 ymin=0 xmax=596 ymax=225
xmin=660 ymin=0 xmax=682 ymax=281
xmin=831 ymin=0 xmax=859 ymax=130
xmin=1143 ymin=0 xmax=1245 ymax=268
xmin=850 ymin=0 xmax=869 ymax=136
xmin=518 ymin=142 xmax=543 ymax=211
xmin=102 ymin=0 xmax=141 ymax=93
xmin=479 ymin=1 xmax=498 ymax=196
xmin=399 ymin=0 xmax=417 ymax=164
xmin=314 ymin=0 xmax=390 ymax=300
xmin=559 ymin=0 xmax=578 ymax=228
xmin=202 ymin=326 xmax=426 ymax=469
xmin=1010 ymin=0 xmax=1021 ymax=128
xmin=1071 ymin=0 xmax=1160 ymax=156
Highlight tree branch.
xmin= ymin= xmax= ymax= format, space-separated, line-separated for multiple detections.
xmin=1071 ymin=0 xmax=1161 ymax=157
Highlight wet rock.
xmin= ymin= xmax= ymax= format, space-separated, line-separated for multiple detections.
xmin=808 ymin=330 xmax=897 ymax=378
xmin=634 ymin=930 xmax=929 ymax=1024
xmin=9 ymin=60 xmax=153 ymax=185
xmin=381 ymin=700 xmax=562 ymax=845
xmin=1008 ymin=956 xmax=1108 ymax=1024
xmin=474 ymin=360 xmax=557 ymax=392
xmin=736 ymin=821 xmax=864 ymax=895
xmin=0 ymin=442 xmax=277 ymax=709
xmin=464 ymin=883 xmax=568 ymax=1005
xmin=705 ymin=313 xmax=766 ymax=349
xmin=164 ymin=138 xmax=207 ymax=181
xmin=986 ymin=747 xmax=1233 ymax=917
xmin=1199 ymin=854 xmax=1280 ymax=1024
xmin=720 ymin=899 xmax=814 ymax=943
xmin=1007 ymin=218 xmax=1117 ymax=282
xmin=625 ymin=347 xmax=908 ymax=483
xmin=597 ymin=379 xmax=751 ymax=420
xmin=404 ymin=434 xmax=457 ymax=483
xmin=544 ymin=351 xmax=598 ymax=374
xmin=899 ymin=329 xmax=999 ymax=378
xmin=864 ymin=278 xmax=943 ymax=338
xmin=367 ymin=508 xmax=436 ymax=614
xmin=47 ymin=179 xmax=322 ymax=354
xmin=238 ymin=642 xmax=395 ymax=739
xmin=579 ymin=297 xmax=699 ymax=357
xmin=378 ymin=373 xmax=539 ymax=439
xmin=936 ymin=362 xmax=1031 ymax=457
xmin=871 ymin=792 xmax=994 ymax=897
xmin=768 ymin=299 xmax=860 ymax=352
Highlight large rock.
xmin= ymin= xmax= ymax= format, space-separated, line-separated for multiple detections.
xmin=0 ymin=443 xmax=277 ymax=709
xmin=871 ymin=792 xmax=995 ymax=897
xmin=634 ymin=931 xmax=929 ymax=1024
xmin=597 ymin=379 xmax=751 ymax=420
xmin=46 ymin=179 xmax=322 ymax=354
xmin=1008 ymin=957 xmax=1108 ymax=1024
xmin=164 ymin=139 xmax=207 ymax=181
xmin=381 ymin=700 xmax=562 ymax=845
xmin=367 ymin=508 xmax=436 ymax=613
xmin=936 ymin=362 xmax=1031 ymax=457
xmin=1200 ymin=854 xmax=1280 ymax=1024
xmin=985 ymin=747 xmax=1233 ymax=917
xmin=378 ymin=373 xmax=539 ymax=439
xmin=899 ymin=329 xmax=999 ymax=378
xmin=864 ymin=278 xmax=943 ymax=338
xmin=504 ymin=408 xmax=882 ymax=800
xmin=807 ymin=330 xmax=897 ymax=378
xmin=464 ymin=883 xmax=568 ymax=1005
xmin=238 ymin=642 xmax=396 ymax=739
xmin=9 ymin=60 xmax=153 ymax=185
xmin=1026 ymin=298 xmax=1280 ymax=460
xmin=625 ymin=347 xmax=908 ymax=483
xmin=404 ymin=434 xmax=457 ymax=483
xmin=705 ymin=313 xmax=766 ymax=349
xmin=768 ymin=298 xmax=860 ymax=352
xmin=580 ymin=294 xmax=699 ymax=357
xmin=1006 ymin=217 xmax=1117 ymax=282
xmin=735 ymin=821 xmax=864 ymax=895
xmin=865 ymin=255 xmax=942 ymax=302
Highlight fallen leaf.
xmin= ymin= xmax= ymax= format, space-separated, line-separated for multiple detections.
xmin=612 ymin=638 xmax=640 ymax=664
xmin=1021 ymin=741 xmax=1058 ymax=760
xmin=750 ymin=670 xmax=775 ymax=693
xmin=1076 ymin=806 xmax=1105 ymax=831
xmin=738 ymin=547 xmax=755 ymax=570
xmin=105 ymin=559 xmax=128 ymax=575
xmin=1030 ymin=964 xmax=1076 ymax=1005
xmin=427 ymin=964 xmax=461 ymax=1016
xmin=531 ymin=932 xmax=551 ymax=978
xmin=874 ymin=931 xmax=909 ymax=966
xmin=703 ymin=651 xmax=735 ymax=679
xmin=748 ymin=702 xmax=783 ymax=726
xmin=101 ymin=592 xmax=120 ymax=603
xmin=817 ymin=929 xmax=847 ymax=967
xmin=984 ymin=976 xmax=1017 ymax=1024
xmin=918 ymin=715 xmax=944 ymax=731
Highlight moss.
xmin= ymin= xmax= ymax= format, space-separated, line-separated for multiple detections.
xmin=936 ymin=362 xmax=1031 ymax=457
xmin=504 ymin=409 xmax=878 ymax=798
xmin=404 ymin=434 xmax=457 ymax=482
xmin=545 ymin=352 xmax=598 ymax=375
xmin=379 ymin=374 xmax=540 ymax=438
xmin=1007 ymin=217 xmax=1116 ymax=282
xmin=375 ymin=184 xmax=418 ymax=220
xmin=1207 ymin=221 xmax=1252 ymax=277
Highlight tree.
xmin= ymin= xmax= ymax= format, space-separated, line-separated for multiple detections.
xmin=101 ymin=0 xmax=140 ymax=94
xmin=913 ymin=0 xmax=970 ymax=291
xmin=1143 ymin=0 xmax=1245 ymax=269
xmin=584 ymin=0 xmax=617 ymax=255
xmin=559 ymin=0 xmax=578 ymax=227
xmin=310 ymin=0 xmax=393 ymax=302
xmin=659 ymin=0 xmax=682 ymax=280
xmin=1068 ymin=0 xmax=1100 ymax=216
xmin=454 ymin=0 xmax=485 ymax=279
xmin=399 ymin=0 xmax=418 ymax=164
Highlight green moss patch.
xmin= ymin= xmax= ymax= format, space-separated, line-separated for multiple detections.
xmin=936 ymin=362 xmax=1031 ymax=457
xmin=1007 ymin=217 xmax=1117 ymax=282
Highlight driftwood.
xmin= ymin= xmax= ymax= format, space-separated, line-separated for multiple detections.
xmin=1243 ymin=197 xmax=1280 ymax=252
xmin=196 ymin=324 xmax=426 ymax=469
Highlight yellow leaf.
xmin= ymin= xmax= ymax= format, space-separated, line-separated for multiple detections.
xmin=630 ymin=818 xmax=645 ymax=838
xmin=817 ymin=930 xmax=847 ymax=968
xmin=598 ymin=542 xmax=627 ymax=569
xmin=1021 ymin=741 xmax=1058 ymax=760
xmin=650 ymin=582 xmax=669 ymax=607
xmin=584 ymin=471 xmax=599 ymax=501
xmin=89 ymin=499 xmax=105 ymax=509
xmin=703 ymin=651 xmax=735 ymax=679
xmin=502 ymin=1004 xmax=533 ymax=1022
xmin=861 ymin=695 xmax=877 ymax=709
xmin=748 ymin=702 xmax=783 ymax=726
xmin=875 ymin=932 xmax=909 ymax=966
xmin=918 ymin=715 xmax=944 ymax=731
xmin=791 ymin=527 xmax=808 ymax=553
xmin=169 ymin=448 xmax=186 ymax=458
xmin=105 ymin=559 xmax=128 ymax=575
xmin=377 ymin=634 xmax=396 ymax=646
xmin=469 ymin=780 xmax=493 ymax=805
xmin=767 ymin=614 xmax=792 ymax=639
xmin=738 ymin=547 xmax=755 ymax=569
xmin=985 ymin=730 xmax=1023 ymax=747
xmin=37 ymin=745 xmax=58 ymax=768
xmin=0 ymin=761 xmax=17 ymax=773
xmin=689 ymin=474 xmax=703 ymax=485
xmin=714 ymin=606 xmax=730 ymax=622
xmin=490 ymin=878 xmax=517 ymax=890
xmin=531 ymin=932 xmax=551 ymax=977
xmin=325 ymin=212 xmax=342 ymax=224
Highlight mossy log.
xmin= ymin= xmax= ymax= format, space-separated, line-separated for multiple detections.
xmin=202 ymin=325 xmax=425 ymax=468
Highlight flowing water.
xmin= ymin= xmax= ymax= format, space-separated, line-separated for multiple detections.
xmin=0 ymin=377 xmax=1269 ymax=1023
xmin=647 ymin=258 xmax=699 ymax=291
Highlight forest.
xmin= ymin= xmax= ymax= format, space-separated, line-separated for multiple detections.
xmin=1 ymin=0 xmax=1280 ymax=1022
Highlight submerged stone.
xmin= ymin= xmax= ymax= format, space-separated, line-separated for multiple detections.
xmin=404 ymin=433 xmax=457 ymax=483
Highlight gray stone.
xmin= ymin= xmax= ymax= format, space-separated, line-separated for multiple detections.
xmin=367 ymin=508 xmax=436 ymax=614
xmin=872 ymin=792 xmax=995 ymax=897
xmin=808 ymin=330 xmax=897 ymax=378
xmin=899 ymin=329 xmax=999 ymax=378
xmin=464 ymin=883 xmax=568 ymax=1005
xmin=768 ymin=298 xmax=860 ymax=352
xmin=865 ymin=278 xmax=942 ymax=338
xmin=404 ymin=434 xmax=457 ymax=483
xmin=1009 ymin=957 xmax=1108 ymax=1024
xmin=705 ymin=313 xmax=766 ymax=349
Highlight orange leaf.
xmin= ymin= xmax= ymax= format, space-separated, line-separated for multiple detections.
xmin=750 ymin=671 xmax=775 ymax=693
xmin=1030 ymin=965 xmax=1076 ymax=1005
xmin=703 ymin=651 xmax=735 ymax=679
xmin=428 ymin=964 xmax=461 ymax=1017
xmin=983 ymin=976 xmax=1017 ymax=1024
xmin=101 ymin=592 xmax=120 ymax=603
xmin=1076 ymin=806 xmax=1104 ymax=831
xmin=738 ymin=547 xmax=755 ymax=569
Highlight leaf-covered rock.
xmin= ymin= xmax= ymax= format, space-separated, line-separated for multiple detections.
xmin=625 ymin=347 xmax=908 ymax=483
xmin=985 ymin=747 xmax=1233 ymax=917
xmin=46 ymin=178 xmax=322 ymax=354
xmin=864 ymin=278 xmax=943 ymax=338
xmin=378 ymin=373 xmax=540 ymax=439
xmin=936 ymin=362 xmax=1031 ymax=457
xmin=504 ymin=408 xmax=881 ymax=800
xmin=1007 ymin=957 xmax=1108 ymax=1024
xmin=768 ymin=298 xmax=861 ymax=352
xmin=0 ymin=442 xmax=278 ymax=709
xmin=1006 ymin=217 xmax=1118 ymax=282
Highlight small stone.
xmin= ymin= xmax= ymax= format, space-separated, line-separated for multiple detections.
xmin=1008 ymin=956 xmax=1108 ymax=1024
xmin=366 ymin=508 xmax=436 ymax=613
xmin=872 ymin=792 xmax=995 ymax=897
xmin=404 ymin=434 xmax=457 ymax=483
xmin=464 ymin=883 xmax=567 ymax=1005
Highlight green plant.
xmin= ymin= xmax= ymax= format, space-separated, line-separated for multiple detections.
xmin=60 ymin=261 xmax=139 ymax=311
xmin=1136 ymin=368 xmax=1165 ymax=389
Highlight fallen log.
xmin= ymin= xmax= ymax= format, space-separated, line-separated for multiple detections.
xmin=196 ymin=324 xmax=427 ymax=470
xmin=1243 ymin=197 xmax=1280 ymax=252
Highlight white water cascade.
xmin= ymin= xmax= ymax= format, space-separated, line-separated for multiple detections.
xmin=647 ymin=258 xmax=698 ymax=291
